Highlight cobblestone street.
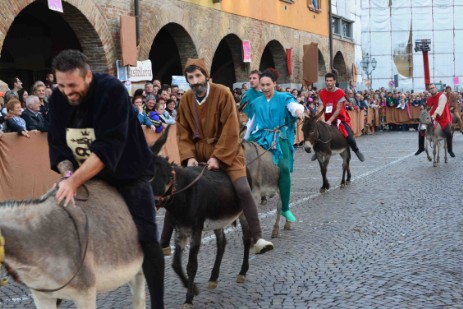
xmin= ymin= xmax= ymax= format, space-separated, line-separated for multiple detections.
xmin=2 ymin=131 xmax=463 ymax=309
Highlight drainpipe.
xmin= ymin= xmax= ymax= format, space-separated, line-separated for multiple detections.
xmin=328 ymin=0 xmax=336 ymax=74
xmin=134 ymin=0 xmax=140 ymax=45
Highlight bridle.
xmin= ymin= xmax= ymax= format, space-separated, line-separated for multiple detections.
xmin=154 ymin=164 xmax=208 ymax=208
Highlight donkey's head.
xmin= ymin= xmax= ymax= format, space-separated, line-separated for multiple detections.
xmin=419 ymin=109 xmax=432 ymax=126
xmin=150 ymin=126 xmax=175 ymax=198
xmin=302 ymin=109 xmax=323 ymax=153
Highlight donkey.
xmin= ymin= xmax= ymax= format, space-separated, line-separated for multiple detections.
xmin=0 ymin=181 xmax=145 ymax=309
xmin=150 ymin=128 xmax=251 ymax=309
xmin=242 ymin=141 xmax=291 ymax=238
xmin=302 ymin=111 xmax=351 ymax=193
xmin=419 ymin=109 xmax=447 ymax=166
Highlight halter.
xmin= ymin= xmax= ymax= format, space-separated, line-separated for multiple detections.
xmin=154 ymin=164 xmax=208 ymax=208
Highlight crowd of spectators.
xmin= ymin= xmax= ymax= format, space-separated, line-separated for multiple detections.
xmin=3 ymin=72 xmax=462 ymax=138
xmin=0 ymin=76 xmax=183 ymax=137
xmin=234 ymin=83 xmax=463 ymax=132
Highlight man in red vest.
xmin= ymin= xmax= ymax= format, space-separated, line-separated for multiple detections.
xmin=317 ymin=72 xmax=365 ymax=162
xmin=415 ymin=83 xmax=455 ymax=157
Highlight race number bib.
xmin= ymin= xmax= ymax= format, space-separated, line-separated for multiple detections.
xmin=66 ymin=128 xmax=95 ymax=166
xmin=325 ymin=105 xmax=333 ymax=113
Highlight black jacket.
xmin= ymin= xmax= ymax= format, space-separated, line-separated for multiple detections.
xmin=21 ymin=109 xmax=49 ymax=132
xmin=48 ymin=73 xmax=153 ymax=185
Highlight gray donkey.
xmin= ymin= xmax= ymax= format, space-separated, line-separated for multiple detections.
xmin=419 ymin=109 xmax=448 ymax=167
xmin=0 ymin=181 xmax=145 ymax=309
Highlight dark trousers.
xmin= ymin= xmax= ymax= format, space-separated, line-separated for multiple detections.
xmin=116 ymin=177 xmax=159 ymax=243
xmin=342 ymin=122 xmax=359 ymax=152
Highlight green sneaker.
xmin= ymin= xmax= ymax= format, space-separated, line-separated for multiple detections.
xmin=281 ymin=210 xmax=296 ymax=222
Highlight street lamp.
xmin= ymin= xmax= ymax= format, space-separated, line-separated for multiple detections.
xmin=360 ymin=53 xmax=377 ymax=90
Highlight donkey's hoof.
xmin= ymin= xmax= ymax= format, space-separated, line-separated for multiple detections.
xmin=284 ymin=222 xmax=292 ymax=230
xmin=182 ymin=303 xmax=195 ymax=309
xmin=193 ymin=284 xmax=200 ymax=296
xmin=320 ymin=188 xmax=327 ymax=193
xmin=340 ymin=183 xmax=346 ymax=188
xmin=236 ymin=275 xmax=246 ymax=283
xmin=271 ymin=229 xmax=280 ymax=238
xmin=208 ymin=281 xmax=218 ymax=289
xmin=162 ymin=246 xmax=172 ymax=256
xmin=433 ymin=163 xmax=437 ymax=167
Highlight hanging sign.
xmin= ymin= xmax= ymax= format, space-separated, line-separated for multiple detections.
xmin=48 ymin=0 xmax=63 ymax=13
xmin=242 ymin=40 xmax=251 ymax=63
xmin=454 ymin=76 xmax=459 ymax=85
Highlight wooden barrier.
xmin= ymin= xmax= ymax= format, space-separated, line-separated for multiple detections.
xmin=0 ymin=125 xmax=180 ymax=201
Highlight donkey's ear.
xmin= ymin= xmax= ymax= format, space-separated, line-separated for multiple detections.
xmin=151 ymin=125 xmax=171 ymax=155
xmin=314 ymin=110 xmax=324 ymax=121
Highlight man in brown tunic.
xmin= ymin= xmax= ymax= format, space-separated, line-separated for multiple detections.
xmin=176 ymin=58 xmax=274 ymax=254
xmin=446 ymin=86 xmax=463 ymax=133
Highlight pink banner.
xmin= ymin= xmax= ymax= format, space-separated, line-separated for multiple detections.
xmin=454 ymin=76 xmax=459 ymax=85
xmin=242 ymin=40 xmax=251 ymax=63
xmin=48 ymin=0 xmax=63 ymax=13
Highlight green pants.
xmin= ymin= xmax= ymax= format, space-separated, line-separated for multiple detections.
xmin=277 ymin=139 xmax=291 ymax=212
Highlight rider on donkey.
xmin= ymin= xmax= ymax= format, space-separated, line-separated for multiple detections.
xmin=243 ymin=68 xmax=304 ymax=223
xmin=415 ymin=83 xmax=455 ymax=158
xmin=316 ymin=72 xmax=365 ymax=162
xmin=48 ymin=50 xmax=164 ymax=309
xmin=161 ymin=58 xmax=274 ymax=255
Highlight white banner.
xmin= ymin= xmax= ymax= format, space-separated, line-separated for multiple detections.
xmin=128 ymin=60 xmax=153 ymax=82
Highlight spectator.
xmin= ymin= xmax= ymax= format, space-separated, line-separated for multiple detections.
xmin=4 ymin=90 xmax=19 ymax=106
xmin=7 ymin=76 xmax=23 ymax=96
xmin=144 ymin=94 xmax=157 ymax=116
xmin=4 ymin=99 xmax=32 ymax=137
xmin=158 ymin=88 xmax=170 ymax=102
xmin=44 ymin=72 xmax=56 ymax=89
xmin=21 ymin=95 xmax=49 ymax=132
xmin=149 ymin=102 xmax=166 ymax=133
xmin=132 ymin=95 xmax=157 ymax=131
xmin=17 ymin=89 xmax=28 ymax=109
xmin=170 ymin=84 xmax=179 ymax=97
xmin=32 ymin=81 xmax=49 ymax=120
xmin=144 ymin=82 xmax=154 ymax=97
xmin=165 ymin=98 xmax=177 ymax=119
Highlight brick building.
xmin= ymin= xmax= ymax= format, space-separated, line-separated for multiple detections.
xmin=0 ymin=0 xmax=355 ymax=90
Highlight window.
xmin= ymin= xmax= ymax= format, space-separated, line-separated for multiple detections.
xmin=342 ymin=20 xmax=351 ymax=38
xmin=332 ymin=15 xmax=353 ymax=40
xmin=308 ymin=0 xmax=320 ymax=12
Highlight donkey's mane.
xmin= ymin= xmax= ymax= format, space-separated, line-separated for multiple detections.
xmin=0 ymin=186 xmax=57 ymax=208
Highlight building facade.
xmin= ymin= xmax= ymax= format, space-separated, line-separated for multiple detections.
xmin=0 ymin=0 xmax=356 ymax=90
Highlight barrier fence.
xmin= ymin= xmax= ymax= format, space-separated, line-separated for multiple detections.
xmin=0 ymin=106 xmax=420 ymax=200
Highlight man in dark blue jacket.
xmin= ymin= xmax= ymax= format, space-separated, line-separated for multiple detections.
xmin=21 ymin=95 xmax=49 ymax=132
xmin=48 ymin=50 xmax=164 ymax=308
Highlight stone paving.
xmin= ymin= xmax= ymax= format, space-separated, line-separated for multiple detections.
xmin=2 ymin=130 xmax=463 ymax=308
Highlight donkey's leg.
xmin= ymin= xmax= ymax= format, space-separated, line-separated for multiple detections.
xmin=433 ymin=140 xmax=438 ymax=167
xmin=425 ymin=138 xmax=432 ymax=161
xmin=340 ymin=150 xmax=349 ymax=188
xmin=31 ymin=292 xmax=58 ymax=309
xmin=172 ymin=230 xmax=191 ymax=290
xmin=444 ymin=139 xmax=448 ymax=163
xmin=73 ymin=288 xmax=97 ymax=309
xmin=184 ymin=229 xmax=202 ymax=306
xmin=237 ymin=214 xmax=251 ymax=283
xmin=317 ymin=152 xmax=331 ymax=193
xmin=208 ymin=228 xmax=227 ymax=289
xmin=128 ymin=269 xmax=146 ymax=309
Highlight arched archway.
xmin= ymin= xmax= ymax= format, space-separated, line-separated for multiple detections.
xmin=333 ymin=51 xmax=348 ymax=84
xmin=149 ymin=23 xmax=197 ymax=85
xmin=210 ymin=34 xmax=245 ymax=89
xmin=318 ymin=49 xmax=327 ymax=78
xmin=0 ymin=1 xmax=109 ymax=89
xmin=259 ymin=40 xmax=288 ymax=83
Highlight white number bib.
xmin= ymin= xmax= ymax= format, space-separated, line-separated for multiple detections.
xmin=66 ymin=128 xmax=95 ymax=166
xmin=325 ymin=105 xmax=333 ymax=113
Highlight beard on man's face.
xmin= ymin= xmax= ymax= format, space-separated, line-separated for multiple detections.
xmin=191 ymin=81 xmax=208 ymax=96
